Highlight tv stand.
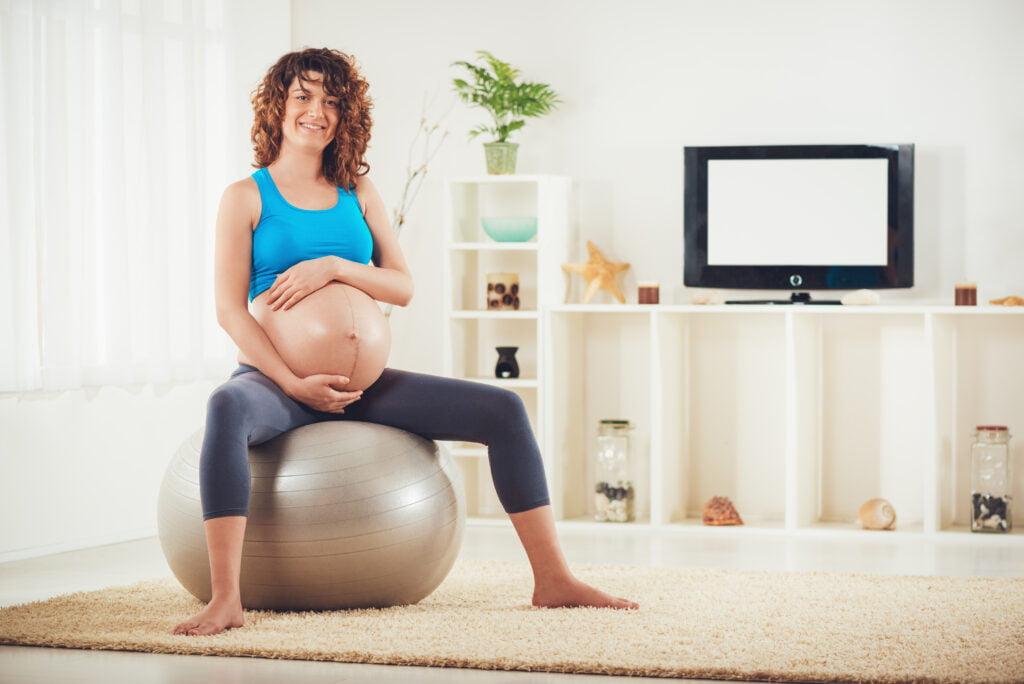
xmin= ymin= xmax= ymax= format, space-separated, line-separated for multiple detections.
xmin=546 ymin=302 xmax=1024 ymax=539
xmin=725 ymin=292 xmax=842 ymax=305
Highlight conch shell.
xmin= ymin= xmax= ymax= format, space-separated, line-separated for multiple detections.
xmin=858 ymin=498 xmax=896 ymax=530
xmin=703 ymin=496 xmax=743 ymax=526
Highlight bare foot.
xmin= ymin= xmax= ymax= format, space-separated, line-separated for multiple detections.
xmin=172 ymin=597 xmax=245 ymax=636
xmin=533 ymin=577 xmax=639 ymax=610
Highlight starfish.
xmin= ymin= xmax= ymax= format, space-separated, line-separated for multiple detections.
xmin=561 ymin=241 xmax=630 ymax=304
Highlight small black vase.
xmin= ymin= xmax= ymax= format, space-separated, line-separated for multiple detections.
xmin=494 ymin=347 xmax=520 ymax=379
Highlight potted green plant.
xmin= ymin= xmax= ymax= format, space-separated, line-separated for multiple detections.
xmin=451 ymin=50 xmax=561 ymax=174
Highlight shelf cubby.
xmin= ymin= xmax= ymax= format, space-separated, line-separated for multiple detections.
xmin=447 ymin=179 xmax=540 ymax=242
xmin=448 ymin=249 xmax=539 ymax=313
xmin=680 ymin=311 xmax=788 ymax=527
xmin=548 ymin=309 xmax=653 ymax=522
xmin=932 ymin=312 xmax=1024 ymax=531
xmin=815 ymin=313 xmax=928 ymax=529
xmin=447 ymin=317 xmax=538 ymax=381
xmin=448 ymin=452 xmax=505 ymax=518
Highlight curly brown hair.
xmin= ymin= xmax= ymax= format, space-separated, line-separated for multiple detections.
xmin=250 ymin=47 xmax=373 ymax=190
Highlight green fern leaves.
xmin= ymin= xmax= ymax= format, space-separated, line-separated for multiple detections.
xmin=451 ymin=50 xmax=561 ymax=143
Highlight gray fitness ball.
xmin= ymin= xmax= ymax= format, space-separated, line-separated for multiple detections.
xmin=157 ymin=421 xmax=465 ymax=611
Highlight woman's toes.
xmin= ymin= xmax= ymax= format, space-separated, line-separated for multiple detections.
xmin=173 ymin=621 xmax=196 ymax=635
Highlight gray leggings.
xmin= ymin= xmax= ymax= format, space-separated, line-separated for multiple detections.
xmin=199 ymin=364 xmax=550 ymax=520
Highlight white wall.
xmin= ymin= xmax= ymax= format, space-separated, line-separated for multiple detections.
xmin=0 ymin=379 xmax=223 ymax=560
xmin=0 ymin=0 xmax=291 ymax=561
xmin=4 ymin=0 xmax=1022 ymax=559
xmin=292 ymin=0 xmax=1024 ymax=374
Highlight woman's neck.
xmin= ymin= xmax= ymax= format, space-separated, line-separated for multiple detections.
xmin=269 ymin=146 xmax=327 ymax=185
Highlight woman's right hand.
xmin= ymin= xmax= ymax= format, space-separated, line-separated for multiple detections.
xmin=286 ymin=374 xmax=363 ymax=413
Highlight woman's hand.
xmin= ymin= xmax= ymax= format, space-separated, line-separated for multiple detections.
xmin=265 ymin=256 xmax=339 ymax=311
xmin=286 ymin=374 xmax=362 ymax=413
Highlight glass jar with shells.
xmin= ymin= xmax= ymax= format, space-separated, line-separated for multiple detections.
xmin=971 ymin=425 xmax=1013 ymax=533
xmin=594 ymin=419 xmax=635 ymax=522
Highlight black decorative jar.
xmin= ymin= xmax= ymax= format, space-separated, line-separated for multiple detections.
xmin=494 ymin=347 xmax=520 ymax=379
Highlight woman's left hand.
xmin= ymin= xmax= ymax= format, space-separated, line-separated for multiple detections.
xmin=266 ymin=256 xmax=339 ymax=311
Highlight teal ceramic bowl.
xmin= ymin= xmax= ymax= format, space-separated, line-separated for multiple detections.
xmin=481 ymin=216 xmax=538 ymax=242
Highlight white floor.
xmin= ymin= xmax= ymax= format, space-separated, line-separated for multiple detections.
xmin=2 ymin=523 xmax=1023 ymax=683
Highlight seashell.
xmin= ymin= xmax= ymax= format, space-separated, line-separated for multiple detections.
xmin=690 ymin=289 xmax=724 ymax=305
xmin=702 ymin=496 xmax=744 ymax=526
xmin=989 ymin=295 xmax=1024 ymax=306
xmin=858 ymin=498 xmax=896 ymax=530
xmin=841 ymin=289 xmax=880 ymax=306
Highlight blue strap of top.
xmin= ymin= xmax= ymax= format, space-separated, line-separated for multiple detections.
xmin=248 ymin=167 xmax=374 ymax=302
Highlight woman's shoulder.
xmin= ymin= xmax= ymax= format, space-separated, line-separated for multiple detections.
xmin=219 ymin=175 xmax=262 ymax=229
xmin=222 ymin=175 xmax=262 ymax=210
xmin=352 ymin=173 xmax=376 ymax=194
xmin=224 ymin=174 xmax=260 ymax=199
xmin=352 ymin=174 xmax=381 ymax=211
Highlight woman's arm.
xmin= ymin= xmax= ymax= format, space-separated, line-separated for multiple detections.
xmin=213 ymin=180 xmax=359 ymax=413
xmin=336 ymin=175 xmax=413 ymax=306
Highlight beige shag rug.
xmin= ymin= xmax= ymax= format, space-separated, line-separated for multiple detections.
xmin=1 ymin=559 xmax=1022 ymax=683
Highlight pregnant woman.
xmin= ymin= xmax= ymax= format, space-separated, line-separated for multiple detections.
xmin=173 ymin=48 xmax=637 ymax=636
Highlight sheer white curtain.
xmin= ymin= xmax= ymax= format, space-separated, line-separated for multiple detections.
xmin=0 ymin=0 xmax=247 ymax=391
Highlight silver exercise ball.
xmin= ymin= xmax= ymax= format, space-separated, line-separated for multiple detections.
xmin=157 ymin=421 xmax=465 ymax=611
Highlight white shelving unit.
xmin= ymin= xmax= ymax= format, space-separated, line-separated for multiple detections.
xmin=547 ymin=304 xmax=1024 ymax=544
xmin=441 ymin=175 xmax=575 ymax=518
xmin=441 ymin=176 xmax=1024 ymax=546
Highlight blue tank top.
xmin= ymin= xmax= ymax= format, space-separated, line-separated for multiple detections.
xmin=248 ymin=167 xmax=374 ymax=302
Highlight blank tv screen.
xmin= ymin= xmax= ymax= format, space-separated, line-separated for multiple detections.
xmin=707 ymin=158 xmax=889 ymax=266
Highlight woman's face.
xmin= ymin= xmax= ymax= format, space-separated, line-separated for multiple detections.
xmin=280 ymin=71 xmax=339 ymax=153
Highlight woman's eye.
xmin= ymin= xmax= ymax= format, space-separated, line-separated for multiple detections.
xmin=326 ymin=101 xmax=338 ymax=107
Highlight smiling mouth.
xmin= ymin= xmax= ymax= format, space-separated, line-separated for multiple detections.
xmin=300 ymin=123 xmax=325 ymax=131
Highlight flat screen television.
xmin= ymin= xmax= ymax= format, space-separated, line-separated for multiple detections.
xmin=683 ymin=144 xmax=914 ymax=301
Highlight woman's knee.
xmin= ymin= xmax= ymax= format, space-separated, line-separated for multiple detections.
xmin=479 ymin=387 xmax=530 ymax=430
xmin=205 ymin=381 xmax=251 ymax=425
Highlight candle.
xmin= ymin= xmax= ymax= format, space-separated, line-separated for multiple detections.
xmin=638 ymin=282 xmax=660 ymax=305
xmin=954 ymin=283 xmax=977 ymax=306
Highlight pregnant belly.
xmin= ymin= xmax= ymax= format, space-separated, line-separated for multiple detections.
xmin=241 ymin=282 xmax=391 ymax=390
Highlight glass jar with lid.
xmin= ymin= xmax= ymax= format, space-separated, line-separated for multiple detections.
xmin=970 ymin=425 xmax=1012 ymax=533
xmin=594 ymin=419 xmax=635 ymax=522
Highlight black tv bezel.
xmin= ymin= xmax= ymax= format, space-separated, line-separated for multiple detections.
xmin=683 ymin=144 xmax=914 ymax=290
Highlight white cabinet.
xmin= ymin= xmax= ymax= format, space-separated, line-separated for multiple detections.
xmin=547 ymin=305 xmax=1024 ymax=544
xmin=441 ymin=175 xmax=1024 ymax=546
xmin=440 ymin=175 xmax=574 ymax=518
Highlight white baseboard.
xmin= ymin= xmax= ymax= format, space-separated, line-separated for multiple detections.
xmin=0 ymin=527 xmax=158 ymax=564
